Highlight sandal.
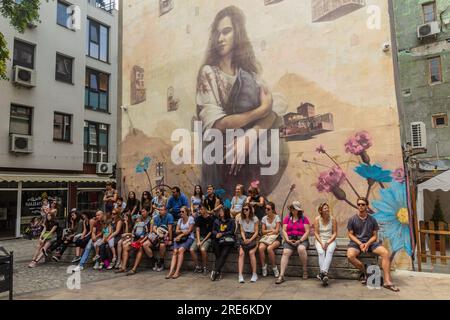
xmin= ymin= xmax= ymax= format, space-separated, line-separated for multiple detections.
xmin=28 ymin=260 xmax=37 ymax=268
xmin=383 ymin=284 xmax=400 ymax=292
xmin=114 ymin=268 xmax=126 ymax=274
xmin=165 ymin=273 xmax=174 ymax=279
xmin=172 ymin=273 xmax=181 ymax=279
xmin=359 ymin=271 xmax=367 ymax=285
xmin=126 ymin=269 xmax=137 ymax=276
xmin=275 ymin=276 xmax=285 ymax=284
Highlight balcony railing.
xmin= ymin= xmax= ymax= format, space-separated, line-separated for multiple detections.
xmin=88 ymin=0 xmax=116 ymax=13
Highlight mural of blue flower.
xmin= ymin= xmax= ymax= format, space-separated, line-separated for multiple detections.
xmin=136 ymin=156 xmax=152 ymax=173
xmin=372 ymin=181 xmax=412 ymax=256
xmin=354 ymin=164 xmax=393 ymax=183
xmin=223 ymin=199 xmax=232 ymax=210
xmin=215 ymin=188 xmax=226 ymax=199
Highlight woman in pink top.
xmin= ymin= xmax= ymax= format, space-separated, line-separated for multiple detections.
xmin=275 ymin=201 xmax=310 ymax=284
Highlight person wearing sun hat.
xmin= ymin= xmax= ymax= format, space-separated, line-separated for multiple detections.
xmin=275 ymin=200 xmax=311 ymax=284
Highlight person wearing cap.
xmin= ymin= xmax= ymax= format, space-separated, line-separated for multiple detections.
xmin=146 ymin=206 xmax=174 ymax=272
xmin=275 ymin=201 xmax=311 ymax=284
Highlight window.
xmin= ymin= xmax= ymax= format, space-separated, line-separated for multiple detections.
xmin=55 ymin=53 xmax=73 ymax=83
xmin=432 ymin=113 xmax=448 ymax=128
xmin=53 ymin=112 xmax=72 ymax=142
xmin=422 ymin=2 xmax=436 ymax=23
xmin=10 ymin=104 xmax=32 ymax=135
xmin=85 ymin=68 xmax=109 ymax=112
xmin=57 ymin=1 xmax=70 ymax=28
xmin=13 ymin=39 xmax=35 ymax=69
xmin=428 ymin=57 xmax=442 ymax=84
xmin=84 ymin=121 xmax=108 ymax=163
xmin=86 ymin=18 xmax=109 ymax=62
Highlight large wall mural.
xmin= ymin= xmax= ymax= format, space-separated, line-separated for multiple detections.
xmin=121 ymin=0 xmax=412 ymax=269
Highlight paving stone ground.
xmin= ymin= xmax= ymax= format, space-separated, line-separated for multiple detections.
xmin=2 ymin=238 xmax=450 ymax=300
xmin=0 ymin=238 xmax=125 ymax=299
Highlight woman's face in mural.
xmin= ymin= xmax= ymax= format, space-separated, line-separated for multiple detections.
xmin=215 ymin=16 xmax=234 ymax=58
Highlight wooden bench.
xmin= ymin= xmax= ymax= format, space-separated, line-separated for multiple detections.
xmin=57 ymin=243 xmax=377 ymax=280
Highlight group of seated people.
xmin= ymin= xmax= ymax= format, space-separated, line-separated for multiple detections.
xmin=27 ymin=182 xmax=400 ymax=292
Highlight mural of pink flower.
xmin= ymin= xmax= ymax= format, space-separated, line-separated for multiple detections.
xmin=316 ymin=167 xmax=346 ymax=193
xmin=392 ymin=167 xmax=405 ymax=183
xmin=345 ymin=131 xmax=373 ymax=164
xmin=345 ymin=131 xmax=372 ymax=155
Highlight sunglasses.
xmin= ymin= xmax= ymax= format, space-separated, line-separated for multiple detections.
xmin=357 ymin=203 xmax=367 ymax=207
xmin=265 ymin=207 xmax=271 ymax=211
xmin=243 ymin=208 xmax=249 ymax=211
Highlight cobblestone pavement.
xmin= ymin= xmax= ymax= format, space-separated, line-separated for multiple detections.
xmin=2 ymin=239 xmax=450 ymax=300
xmin=0 ymin=239 xmax=125 ymax=299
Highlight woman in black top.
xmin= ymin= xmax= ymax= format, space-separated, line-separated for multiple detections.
xmin=210 ymin=207 xmax=235 ymax=281
xmin=72 ymin=211 xmax=91 ymax=263
xmin=246 ymin=186 xmax=265 ymax=220
xmin=124 ymin=191 xmax=140 ymax=218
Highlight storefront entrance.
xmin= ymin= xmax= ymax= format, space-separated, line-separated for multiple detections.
xmin=0 ymin=190 xmax=17 ymax=239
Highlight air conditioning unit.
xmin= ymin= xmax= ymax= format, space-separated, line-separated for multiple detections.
xmin=410 ymin=122 xmax=427 ymax=149
xmin=13 ymin=65 xmax=36 ymax=87
xmin=9 ymin=134 xmax=33 ymax=153
xmin=96 ymin=162 xmax=114 ymax=175
xmin=417 ymin=21 xmax=440 ymax=40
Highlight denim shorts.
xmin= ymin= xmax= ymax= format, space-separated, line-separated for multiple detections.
xmin=348 ymin=242 xmax=381 ymax=253
xmin=174 ymin=237 xmax=194 ymax=250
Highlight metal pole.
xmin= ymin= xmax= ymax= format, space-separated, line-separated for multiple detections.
xmin=9 ymin=251 xmax=13 ymax=300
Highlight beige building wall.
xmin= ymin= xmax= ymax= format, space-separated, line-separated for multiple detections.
xmin=120 ymin=0 xmax=409 ymax=269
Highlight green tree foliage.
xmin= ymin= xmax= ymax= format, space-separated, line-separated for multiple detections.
xmin=0 ymin=0 xmax=43 ymax=80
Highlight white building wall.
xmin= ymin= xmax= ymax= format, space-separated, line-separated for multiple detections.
xmin=0 ymin=0 xmax=118 ymax=171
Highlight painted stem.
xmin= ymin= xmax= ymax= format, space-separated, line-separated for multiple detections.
xmin=378 ymin=182 xmax=385 ymax=189
xmin=344 ymin=198 xmax=358 ymax=210
xmin=366 ymin=183 xmax=372 ymax=200
xmin=144 ymin=169 xmax=153 ymax=197
xmin=324 ymin=152 xmax=361 ymax=198
xmin=302 ymin=159 xmax=333 ymax=168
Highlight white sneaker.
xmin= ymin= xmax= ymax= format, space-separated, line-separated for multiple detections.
xmin=250 ymin=273 xmax=258 ymax=283
xmin=262 ymin=264 xmax=268 ymax=277
xmin=93 ymin=261 xmax=100 ymax=270
xmin=152 ymin=262 xmax=158 ymax=271
xmin=272 ymin=266 xmax=280 ymax=278
xmin=238 ymin=274 xmax=245 ymax=283
xmin=72 ymin=265 xmax=83 ymax=272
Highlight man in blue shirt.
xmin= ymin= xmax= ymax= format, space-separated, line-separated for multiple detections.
xmin=166 ymin=186 xmax=189 ymax=220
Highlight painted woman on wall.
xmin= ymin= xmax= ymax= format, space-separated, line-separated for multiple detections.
xmin=196 ymin=5 xmax=288 ymax=197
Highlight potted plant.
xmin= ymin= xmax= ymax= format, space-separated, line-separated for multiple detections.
xmin=431 ymin=197 xmax=446 ymax=251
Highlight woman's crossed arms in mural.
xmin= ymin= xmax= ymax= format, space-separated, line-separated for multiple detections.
xmin=196 ymin=5 xmax=287 ymax=190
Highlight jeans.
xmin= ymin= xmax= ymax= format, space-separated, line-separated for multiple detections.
xmin=212 ymin=240 xmax=233 ymax=273
xmin=79 ymin=239 xmax=93 ymax=267
xmin=315 ymin=240 xmax=336 ymax=273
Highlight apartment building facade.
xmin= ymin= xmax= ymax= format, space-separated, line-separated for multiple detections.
xmin=0 ymin=0 xmax=118 ymax=238
xmin=392 ymin=0 xmax=450 ymax=223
